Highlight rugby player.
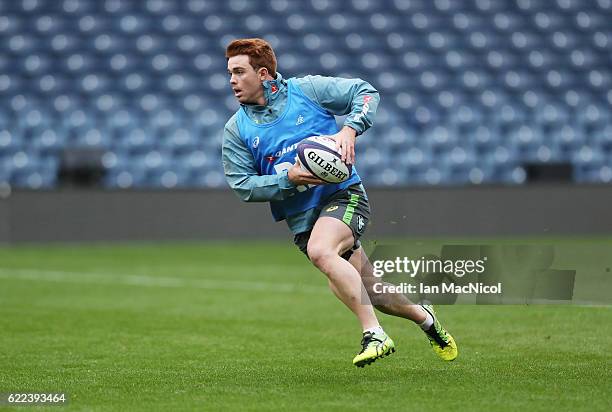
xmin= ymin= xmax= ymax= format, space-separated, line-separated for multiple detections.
xmin=222 ymin=38 xmax=457 ymax=367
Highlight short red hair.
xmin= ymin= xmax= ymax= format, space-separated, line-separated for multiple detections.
xmin=225 ymin=38 xmax=277 ymax=78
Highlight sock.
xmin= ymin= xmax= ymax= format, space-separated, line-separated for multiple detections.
xmin=418 ymin=308 xmax=434 ymax=331
xmin=364 ymin=326 xmax=385 ymax=336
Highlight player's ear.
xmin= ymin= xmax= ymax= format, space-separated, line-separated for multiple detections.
xmin=258 ymin=67 xmax=268 ymax=81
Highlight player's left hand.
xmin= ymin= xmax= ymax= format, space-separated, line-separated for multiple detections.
xmin=331 ymin=126 xmax=357 ymax=165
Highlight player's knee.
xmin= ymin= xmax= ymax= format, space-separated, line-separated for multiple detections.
xmin=307 ymin=242 xmax=335 ymax=273
xmin=373 ymin=304 xmax=394 ymax=316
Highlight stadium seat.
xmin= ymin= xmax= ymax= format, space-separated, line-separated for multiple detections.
xmin=0 ymin=0 xmax=609 ymax=188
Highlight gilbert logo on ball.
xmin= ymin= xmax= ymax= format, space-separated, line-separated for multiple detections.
xmin=297 ymin=136 xmax=352 ymax=183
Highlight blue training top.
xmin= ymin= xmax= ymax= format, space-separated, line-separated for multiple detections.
xmin=235 ymin=79 xmax=361 ymax=221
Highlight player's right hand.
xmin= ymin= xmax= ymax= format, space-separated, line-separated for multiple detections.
xmin=288 ymin=158 xmax=325 ymax=185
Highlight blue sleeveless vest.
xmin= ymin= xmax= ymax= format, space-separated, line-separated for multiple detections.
xmin=236 ymin=79 xmax=361 ymax=221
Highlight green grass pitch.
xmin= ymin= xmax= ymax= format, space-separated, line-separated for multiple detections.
xmin=0 ymin=241 xmax=610 ymax=411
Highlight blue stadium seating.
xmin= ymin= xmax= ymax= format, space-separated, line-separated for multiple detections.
xmin=0 ymin=0 xmax=610 ymax=188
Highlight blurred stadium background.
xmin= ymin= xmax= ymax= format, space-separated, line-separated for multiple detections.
xmin=0 ymin=0 xmax=610 ymax=240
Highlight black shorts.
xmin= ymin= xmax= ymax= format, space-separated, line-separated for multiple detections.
xmin=293 ymin=183 xmax=371 ymax=261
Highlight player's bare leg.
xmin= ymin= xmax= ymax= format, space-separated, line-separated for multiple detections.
xmin=307 ymin=217 xmax=379 ymax=330
xmin=349 ymin=246 xmax=458 ymax=361
xmin=307 ymin=216 xmax=395 ymax=366
xmin=348 ymin=246 xmax=426 ymax=321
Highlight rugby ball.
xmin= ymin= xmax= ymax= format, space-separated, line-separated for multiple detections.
xmin=297 ymin=136 xmax=352 ymax=184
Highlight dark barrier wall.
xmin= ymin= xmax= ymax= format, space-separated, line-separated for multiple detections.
xmin=0 ymin=185 xmax=611 ymax=244
xmin=0 ymin=190 xmax=290 ymax=243
xmin=0 ymin=192 xmax=9 ymax=243
xmin=367 ymin=184 xmax=612 ymax=237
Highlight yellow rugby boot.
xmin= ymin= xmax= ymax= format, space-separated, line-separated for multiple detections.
xmin=352 ymin=330 xmax=396 ymax=368
xmin=421 ymin=304 xmax=458 ymax=361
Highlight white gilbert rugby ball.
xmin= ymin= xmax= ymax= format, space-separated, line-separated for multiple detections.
xmin=296 ymin=136 xmax=352 ymax=184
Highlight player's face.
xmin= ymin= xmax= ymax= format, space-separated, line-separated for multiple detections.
xmin=227 ymin=55 xmax=265 ymax=105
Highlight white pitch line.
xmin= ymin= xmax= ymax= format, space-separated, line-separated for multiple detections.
xmin=0 ymin=268 xmax=328 ymax=295
xmin=0 ymin=268 xmax=609 ymax=307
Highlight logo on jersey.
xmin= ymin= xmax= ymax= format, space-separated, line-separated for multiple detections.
xmin=265 ymin=155 xmax=277 ymax=163
xmin=271 ymin=83 xmax=278 ymax=93
xmin=252 ymin=136 xmax=260 ymax=149
xmin=353 ymin=95 xmax=373 ymax=123
xmin=357 ymin=215 xmax=365 ymax=233
xmin=326 ymin=205 xmax=339 ymax=212
xmin=296 ymin=115 xmax=304 ymax=125
xmin=274 ymin=142 xmax=300 ymax=158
